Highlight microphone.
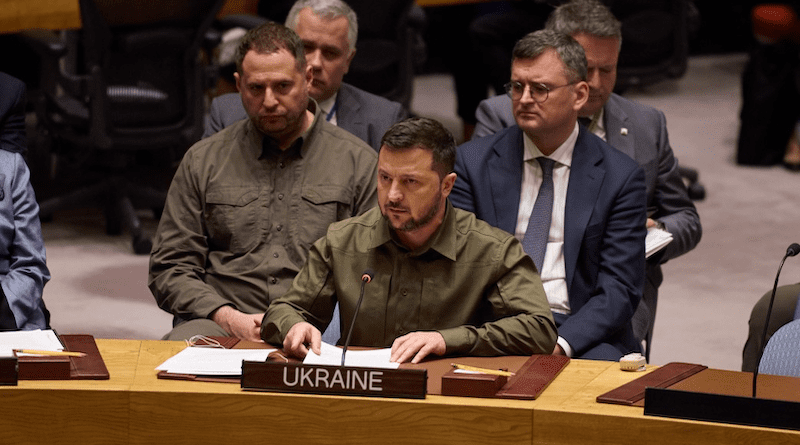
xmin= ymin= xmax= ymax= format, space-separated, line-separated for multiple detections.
xmin=752 ymin=243 xmax=800 ymax=397
xmin=341 ymin=268 xmax=375 ymax=366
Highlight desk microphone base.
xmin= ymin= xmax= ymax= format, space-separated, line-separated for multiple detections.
xmin=241 ymin=361 xmax=427 ymax=399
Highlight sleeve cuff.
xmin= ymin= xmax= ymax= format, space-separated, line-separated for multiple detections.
xmin=557 ymin=336 xmax=574 ymax=357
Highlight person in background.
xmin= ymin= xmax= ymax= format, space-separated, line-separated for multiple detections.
xmin=149 ymin=22 xmax=377 ymax=342
xmin=451 ymin=29 xmax=647 ymax=360
xmin=471 ymin=0 xmax=701 ymax=356
xmin=0 ymin=72 xmax=50 ymax=330
xmin=262 ymin=117 xmax=556 ymax=363
xmin=204 ymin=0 xmax=408 ymax=152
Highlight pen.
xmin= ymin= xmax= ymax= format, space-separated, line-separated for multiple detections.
xmin=451 ymin=363 xmax=515 ymax=377
xmin=13 ymin=349 xmax=86 ymax=358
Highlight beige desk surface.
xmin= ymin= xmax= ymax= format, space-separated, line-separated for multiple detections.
xmin=1 ymin=339 xmax=797 ymax=445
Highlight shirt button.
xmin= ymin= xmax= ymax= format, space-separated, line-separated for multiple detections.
xmin=273 ymin=253 xmax=279 ymax=258
xmin=402 ymin=290 xmax=408 ymax=296
xmin=279 ymin=162 xmax=285 ymax=169
xmin=270 ymin=277 xmax=278 ymax=284
xmin=278 ymin=193 xmax=284 ymax=200
xmin=276 ymin=224 xmax=283 ymax=231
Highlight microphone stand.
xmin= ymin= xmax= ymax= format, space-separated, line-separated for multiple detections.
xmin=752 ymin=243 xmax=800 ymax=397
xmin=341 ymin=270 xmax=373 ymax=367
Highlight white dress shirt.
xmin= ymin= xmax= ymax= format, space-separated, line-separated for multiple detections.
xmin=515 ymin=122 xmax=580 ymax=356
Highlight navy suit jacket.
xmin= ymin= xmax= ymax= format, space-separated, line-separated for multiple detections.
xmin=452 ymin=125 xmax=647 ymax=357
xmin=203 ymin=83 xmax=407 ymax=151
xmin=473 ymin=93 xmax=701 ymax=344
xmin=0 ymin=72 xmax=27 ymax=155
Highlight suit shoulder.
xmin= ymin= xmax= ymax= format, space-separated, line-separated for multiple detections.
xmin=609 ymin=94 xmax=665 ymax=123
xmin=341 ymin=83 xmax=404 ymax=112
xmin=316 ymin=119 xmax=377 ymax=159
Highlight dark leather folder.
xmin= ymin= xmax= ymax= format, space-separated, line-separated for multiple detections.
xmin=596 ymin=362 xmax=707 ymax=406
xmin=17 ymin=334 xmax=110 ymax=380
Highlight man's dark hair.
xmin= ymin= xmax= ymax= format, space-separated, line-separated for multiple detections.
xmin=235 ymin=21 xmax=306 ymax=74
xmin=380 ymin=118 xmax=456 ymax=179
xmin=512 ymin=29 xmax=587 ymax=82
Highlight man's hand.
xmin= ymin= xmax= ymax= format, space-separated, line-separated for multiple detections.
xmin=283 ymin=322 xmax=321 ymax=359
xmin=211 ymin=306 xmax=263 ymax=342
xmin=646 ymin=218 xmax=657 ymax=229
xmin=390 ymin=331 xmax=446 ymax=364
xmin=552 ymin=343 xmax=566 ymax=356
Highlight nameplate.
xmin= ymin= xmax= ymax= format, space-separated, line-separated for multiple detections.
xmin=241 ymin=361 xmax=427 ymax=399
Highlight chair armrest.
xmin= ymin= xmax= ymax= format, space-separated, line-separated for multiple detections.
xmin=19 ymin=29 xmax=68 ymax=58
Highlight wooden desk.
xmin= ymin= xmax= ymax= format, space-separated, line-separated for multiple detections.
xmin=1 ymin=340 xmax=797 ymax=445
xmin=0 ymin=0 xmax=81 ymax=33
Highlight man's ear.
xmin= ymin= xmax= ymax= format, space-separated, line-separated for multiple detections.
xmin=573 ymin=81 xmax=589 ymax=112
xmin=305 ymin=63 xmax=314 ymax=86
xmin=234 ymin=71 xmax=241 ymax=92
xmin=441 ymin=172 xmax=457 ymax=198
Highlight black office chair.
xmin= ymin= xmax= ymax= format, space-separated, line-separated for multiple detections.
xmin=610 ymin=0 xmax=691 ymax=90
xmin=22 ymin=0 xmax=225 ymax=254
xmin=343 ymin=0 xmax=426 ymax=113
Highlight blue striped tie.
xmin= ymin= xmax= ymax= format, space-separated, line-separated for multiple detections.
xmin=522 ymin=157 xmax=555 ymax=272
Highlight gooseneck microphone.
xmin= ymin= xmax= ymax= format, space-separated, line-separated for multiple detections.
xmin=752 ymin=242 xmax=800 ymax=397
xmin=341 ymin=269 xmax=375 ymax=367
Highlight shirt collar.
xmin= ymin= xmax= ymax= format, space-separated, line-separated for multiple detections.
xmin=318 ymin=93 xmax=338 ymax=122
xmin=247 ymin=98 xmax=322 ymax=160
xmin=522 ymin=121 xmax=579 ymax=167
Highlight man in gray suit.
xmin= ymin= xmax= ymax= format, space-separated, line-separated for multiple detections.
xmin=472 ymin=0 xmax=702 ymax=358
xmin=203 ymin=0 xmax=407 ymax=151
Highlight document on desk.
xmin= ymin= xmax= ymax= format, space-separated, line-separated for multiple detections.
xmin=303 ymin=342 xmax=400 ymax=369
xmin=646 ymin=226 xmax=673 ymax=258
xmin=156 ymin=347 xmax=275 ymax=376
xmin=0 ymin=329 xmax=65 ymax=356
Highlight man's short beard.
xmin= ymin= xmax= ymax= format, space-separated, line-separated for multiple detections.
xmin=383 ymin=191 xmax=441 ymax=232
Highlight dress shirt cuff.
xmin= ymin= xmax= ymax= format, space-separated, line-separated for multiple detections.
xmin=557 ymin=336 xmax=574 ymax=357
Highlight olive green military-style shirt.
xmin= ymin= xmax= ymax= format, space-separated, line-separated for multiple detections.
xmin=149 ymin=102 xmax=378 ymax=324
xmin=262 ymin=202 xmax=557 ymax=357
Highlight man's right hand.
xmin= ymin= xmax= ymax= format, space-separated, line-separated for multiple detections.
xmin=211 ymin=306 xmax=263 ymax=342
xmin=283 ymin=322 xmax=321 ymax=359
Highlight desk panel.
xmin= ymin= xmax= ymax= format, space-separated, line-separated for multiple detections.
xmin=0 ymin=0 xmax=81 ymax=33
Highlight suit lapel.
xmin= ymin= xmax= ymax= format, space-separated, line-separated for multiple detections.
xmin=564 ymin=128 xmax=605 ymax=290
xmin=603 ymin=94 xmax=635 ymax=161
xmin=488 ymin=128 xmax=524 ymax=234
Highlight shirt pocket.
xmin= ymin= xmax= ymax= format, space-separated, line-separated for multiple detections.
xmin=298 ymin=185 xmax=352 ymax=247
xmin=205 ymin=187 xmax=262 ymax=253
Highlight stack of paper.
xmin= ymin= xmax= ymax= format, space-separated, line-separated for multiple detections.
xmin=646 ymin=227 xmax=673 ymax=258
xmin=156 ymin=347 xmax=275 ymax=376
xmin=0 ymin=329 xmax=65 ymax=357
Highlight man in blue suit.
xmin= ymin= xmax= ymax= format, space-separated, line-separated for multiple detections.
xmin=470 ymin=0 xmax=702 ymax=358
xmin=204 ymin=0 xmax=407 ymax=151
xmin=0 ymin=72 xmax=51 ymax=330
xmin=451 ymin=29 xmax=647 ymax=360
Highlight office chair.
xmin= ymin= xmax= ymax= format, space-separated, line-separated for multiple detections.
xmin=342 ymin=0 xmax=426 ymax=113
xmin=610 ymin=0 xmax=691 ymax=91
xmin=758 ymin=318 xmax=800 ymax=377
xmin=22 ymin=0 xmax=225 ymax=254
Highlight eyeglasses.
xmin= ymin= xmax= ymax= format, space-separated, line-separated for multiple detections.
xmin=504 ymin=81 xmax=576 ymax=103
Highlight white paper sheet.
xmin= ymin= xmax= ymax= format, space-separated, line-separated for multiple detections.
xmin=303 ymin=342 xmax=399 ymax=369
xmin=646 ymin=226 xmax=673 ymax=258
xmin=155 ymin=347 xmax=275 ymax=376
xmin=0 ymin=329 xmax=65 ymax=356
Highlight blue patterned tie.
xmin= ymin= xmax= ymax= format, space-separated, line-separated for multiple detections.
xmin=522 ymin=157 xmax=555 ymax=272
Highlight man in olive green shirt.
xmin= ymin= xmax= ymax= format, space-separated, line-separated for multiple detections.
xmin=149 ymin=22 xmax=377 ymax=342
xmin=262 ymin=118 xmax=556 ymax=363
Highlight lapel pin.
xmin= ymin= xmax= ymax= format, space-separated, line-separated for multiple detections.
xmin=620 ymin=128 xmax=628 ymax=136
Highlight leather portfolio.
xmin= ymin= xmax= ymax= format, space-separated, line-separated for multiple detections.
xmin=596 ymin=362 xmax=707 ymax=406
xmin=17 ymin=334 xmax=109 ymax=380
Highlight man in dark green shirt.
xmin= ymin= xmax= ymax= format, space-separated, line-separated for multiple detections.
xmin=262 ymin=118 xmax=556 ymax=363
